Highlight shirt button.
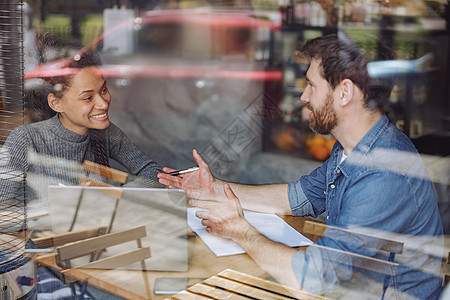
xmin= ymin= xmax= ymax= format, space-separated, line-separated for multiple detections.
xmin=336 ymin=169 xmax=341 ymax=174
xmin=326 ymin=216 xmax=329 ymax=220
xmin=330 ymin=184 xmax=336 ymax=189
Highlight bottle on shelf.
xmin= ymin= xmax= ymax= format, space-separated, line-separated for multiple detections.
xmin=294 ymin=0 xmax=311 ymax=25
xmin=280 ymin=0 xmax=295 ymax=26
xmin=286 ymin=0 xmax=295 ymax=26
xmin=279 ymin=0 xmax=288 ymax=25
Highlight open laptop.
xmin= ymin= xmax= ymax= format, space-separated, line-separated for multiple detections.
xmin=46 ymin=185 xmax=188 ymax=271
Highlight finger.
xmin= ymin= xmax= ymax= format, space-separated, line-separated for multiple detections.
xmin=162 ymin=167 xmax=177 ymax=173
xmin=195 ymin=210 xmax=209 ymax=219
xmin=158 ymin=173 xmax=184 ymax=185
xmin=193 ymin=149 xmax=209 ymax=170
xmin=190 ymin=200 xmax=216 ymax=210
xmin=158 ymin=178 xmax=181 ymax=189
xmin=168 ymin=184 xmax=183 ymax=190
xmin=201 ymin=219 xmax=209 ymax=227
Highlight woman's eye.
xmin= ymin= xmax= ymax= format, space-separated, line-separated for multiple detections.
xmin=101 ymin=88 xmax=108 ymax=94
xmin=83 ymin=96 xmax=93 ymax=101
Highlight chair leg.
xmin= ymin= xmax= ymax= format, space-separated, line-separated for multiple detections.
xmin=91 ymin=199 xmax=120 ymax=261
xmin=107 ymin=198 xmax=120 ymax=234
xmin=77 ymin=281 xmax=96 ymax=300
xmin=69 ymin=189 xmax=85 ymax=231
xmin=69 ymin=282 xmax=78 ymax=299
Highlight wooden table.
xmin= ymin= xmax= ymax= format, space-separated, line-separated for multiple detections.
xmin=35 ymin=216 xmax=317 ymax=300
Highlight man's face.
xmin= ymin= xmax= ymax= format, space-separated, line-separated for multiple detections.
xmin=300 ymin=59 xmax=338 ymax=135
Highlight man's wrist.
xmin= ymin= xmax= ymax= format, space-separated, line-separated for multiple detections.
xmin=213 ymin=179 xmax=227 ymax=201
xmin=232 ymin=221 xmax=261 ymax=245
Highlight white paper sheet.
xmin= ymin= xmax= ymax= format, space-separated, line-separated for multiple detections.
xmin=187 ymin=207 xmax=313 ymax=257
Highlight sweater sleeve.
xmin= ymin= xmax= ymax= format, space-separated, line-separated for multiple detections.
xmin=0 ymin=126 xmax=30 ymax=232
xmin=1 ymin=126 xmax=30 ymax=172
xmin=105 ymin=123 xmax=163 ymax=187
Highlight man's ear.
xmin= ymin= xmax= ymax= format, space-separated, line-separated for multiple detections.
xmin=47 ymin=93 xmax=63 ymax=113
xmin=338 ymin=79 xmax=354 ymax=107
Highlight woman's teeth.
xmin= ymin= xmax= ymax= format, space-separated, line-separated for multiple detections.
xmin=91 ymin=113 xmax=107 ymax=119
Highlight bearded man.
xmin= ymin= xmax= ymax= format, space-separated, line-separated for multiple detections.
xmin=158 ymin=34 xmax=444 ymax=299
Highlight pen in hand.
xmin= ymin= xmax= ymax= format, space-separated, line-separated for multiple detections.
xmin=167 ymin=167 xmax=199 ymax=176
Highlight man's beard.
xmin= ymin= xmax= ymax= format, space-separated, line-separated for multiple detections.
xmin=308 ymin=92 xmax=338 ymax=135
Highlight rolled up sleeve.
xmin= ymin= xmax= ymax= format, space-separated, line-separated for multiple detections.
xmin=288 ymin=181 xmax=315 ymax=217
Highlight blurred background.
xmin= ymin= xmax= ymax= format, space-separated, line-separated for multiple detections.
xmin=0 ymin=0 xmax=448 ymax=230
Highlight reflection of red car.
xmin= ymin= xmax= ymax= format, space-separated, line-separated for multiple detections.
xmin=25 ymin=9 xmax=284 ymax=174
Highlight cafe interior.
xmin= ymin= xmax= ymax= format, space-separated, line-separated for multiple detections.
xmin=0 ymin=0 xmax=449 ymax=299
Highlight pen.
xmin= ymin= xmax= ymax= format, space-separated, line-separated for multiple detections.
xmin=168 ymin=167 xmax=199 ymax=176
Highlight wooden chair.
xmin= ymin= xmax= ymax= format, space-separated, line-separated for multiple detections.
xmin=36 ymin=225 xmax=150 ymax=299
xmin=302 ymin=220 xmax=403 ymax=273
xmin=32 ymin=226 xmax=108 ymax=299
xmin=56 ymin=225 xmax=150 ymax=275
xmin=69 ymin=160 xmax=129 ymax=233
xmin=171 ymin=269 xmax=331 ymax=300
xmin=303 ymin=220 xmax=404 ymax=252
xmin=302 ymin=220 xmax=404 ymax=296
xmin=32 ymin=225 xmax=108 ymax=250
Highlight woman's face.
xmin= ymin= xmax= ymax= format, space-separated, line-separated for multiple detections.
xmin=52 ymin=67 xmax=111 ymax=135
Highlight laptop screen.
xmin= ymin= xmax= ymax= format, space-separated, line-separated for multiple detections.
xmin=46 ymin=185 xmax=188 ymax=271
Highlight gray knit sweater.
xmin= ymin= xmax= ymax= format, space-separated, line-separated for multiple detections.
xmin=0 ymin=115 xmax=162 ymax=231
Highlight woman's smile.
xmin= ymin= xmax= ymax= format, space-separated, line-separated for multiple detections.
xmin=90 ymin=112 xmax=108 ymax=120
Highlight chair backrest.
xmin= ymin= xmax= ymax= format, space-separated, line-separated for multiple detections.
xmin=83 ymin=160 xmax=128 ymax=184
xmin=302 ymin=220 xmax=403 ymax=276
xmin=303 ymin=220 xmax=404 ymax=254
xmin=33 ymin=226 xmax=108 ymax=249
xmin=56 ymin=225 xmax=150 ymax=283
xmin=80 ymin=160 xmax=129 ymax=199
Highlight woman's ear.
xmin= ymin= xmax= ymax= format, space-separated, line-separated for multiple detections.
xmin=47 ymin=93 xmax=63 ymax=112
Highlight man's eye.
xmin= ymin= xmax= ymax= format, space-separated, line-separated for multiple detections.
xmin=101 ymin=88 xmax=108 ymax=94
xmin=83 ymin=96 xmax=92 ymax=101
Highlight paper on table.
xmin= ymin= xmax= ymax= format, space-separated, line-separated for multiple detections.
xmin=187 ymin=207 xmax=313 ymax=257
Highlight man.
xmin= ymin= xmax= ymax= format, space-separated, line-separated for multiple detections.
xmin=158 ymin=34 xmax=443 ymax=299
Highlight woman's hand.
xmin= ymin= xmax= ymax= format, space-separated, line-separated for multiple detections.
xmin=157 ymin=149 xmax=218 ymax=200
xmin=79 ymin=179 xmax=92 ymax=186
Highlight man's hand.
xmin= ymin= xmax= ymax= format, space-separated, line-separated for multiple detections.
xmin=191 ymin=184 xmax=250 ymax=240
xmin=191 ymin=184 xmax=300 ymax=289
xmin=157 ymin=149 xmax=217 ymax=200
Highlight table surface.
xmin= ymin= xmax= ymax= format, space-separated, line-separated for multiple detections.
xmin=35 ymin=216 xmax=318 ymax=300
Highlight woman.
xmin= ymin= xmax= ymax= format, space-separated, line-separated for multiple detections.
xmin=0 ymin=51 xmax=162 ymax=233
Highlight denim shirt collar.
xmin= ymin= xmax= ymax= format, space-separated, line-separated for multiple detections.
xmin=333 ymin=115 xmax=389 ymax=178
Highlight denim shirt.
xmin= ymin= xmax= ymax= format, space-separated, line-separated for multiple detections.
xmin=288 ymin=115 xmax=443 ymax=299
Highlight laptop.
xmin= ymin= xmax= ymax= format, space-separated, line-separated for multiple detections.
xmin=46 ymin=185 xmax=188 ymax=271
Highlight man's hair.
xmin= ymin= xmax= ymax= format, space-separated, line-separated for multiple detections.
xmin=301 ymin=34 xmax=395 ymax=112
